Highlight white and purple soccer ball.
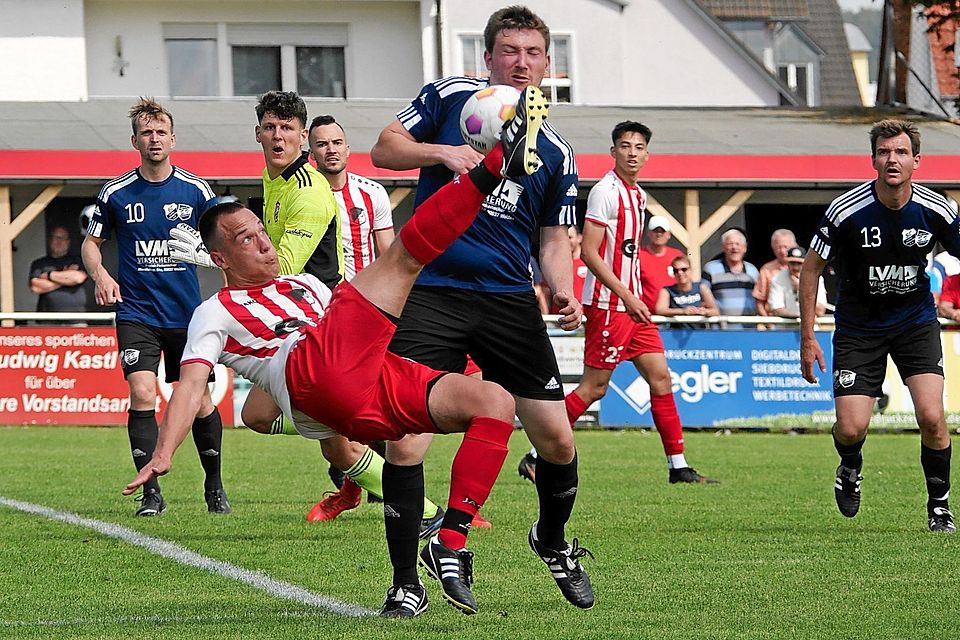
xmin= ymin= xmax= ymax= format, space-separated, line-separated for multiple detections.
xmin=459 ymin=84 xmax=522 ymax=154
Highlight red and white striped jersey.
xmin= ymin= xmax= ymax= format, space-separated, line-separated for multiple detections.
xmin=334 ymin=173 xmax=394 ymax=280
xmin=181 ymin=274 xmax=333 ymax=423
xmin=582 ymin=170 xmax=647 ymax=311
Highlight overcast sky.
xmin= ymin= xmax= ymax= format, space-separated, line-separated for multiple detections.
xmin=837 ymin=0 xmax=883 ymax=11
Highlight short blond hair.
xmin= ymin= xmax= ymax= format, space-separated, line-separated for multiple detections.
xmin=128 ymin=97 xmax=174 ymax=135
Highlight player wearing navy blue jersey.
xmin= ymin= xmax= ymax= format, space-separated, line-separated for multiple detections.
xmin=82 ymin=98 xmax=229 ymax=517
xmin=801 ymin=119 xmax=959 ymax=533
xmin=372 ymin=6 xmax=593 ymax=609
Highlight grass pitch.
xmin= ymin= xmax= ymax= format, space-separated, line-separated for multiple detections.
xmin=1 ymin=427 xmax=959 ymax=639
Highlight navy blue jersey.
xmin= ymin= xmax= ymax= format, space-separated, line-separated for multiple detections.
xmin=811 ymin=181 xmax=960 ymax=336
xmin=88 ymin=167 xmax=215 ymax=328
xmin=397 ymin=76 xmax=578 ymax=292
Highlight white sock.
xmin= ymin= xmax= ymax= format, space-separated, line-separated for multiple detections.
xmin=667 ymin=454 xmax=688 ymax=470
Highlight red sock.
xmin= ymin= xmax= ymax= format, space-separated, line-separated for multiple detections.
xmin=650 ymin=393 xmax=684 ymax=456
xmin=564 ymin=392 xmax=588 ymax=427
xmin=397 ymin=145 xmax=504 ymax=265
xmin=439 ymin=416 xmax=512 ymax=549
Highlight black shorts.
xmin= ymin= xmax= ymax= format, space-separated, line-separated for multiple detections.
xmin=116 ymin=321 xmax=214 ymax=383
xmin=832 ymin=320 xmax=942 ymax=398
xmin=389 ymin=286 xmax=563 ymax=400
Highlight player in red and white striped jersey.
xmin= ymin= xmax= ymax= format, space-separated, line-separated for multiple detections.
xmin=125 ymin=127 xmax=544 ymax=615
xmin=565 ymin=121 xmax=716 ymax=484
xmin=310 ymin=115 xmax=395 ymax=281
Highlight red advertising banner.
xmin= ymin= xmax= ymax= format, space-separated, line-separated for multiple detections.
xmin=0 ymin=328 xmax=233 ymax=426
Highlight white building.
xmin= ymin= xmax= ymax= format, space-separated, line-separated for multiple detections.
xmin=1 ymin=0 xmax=797 ymax=106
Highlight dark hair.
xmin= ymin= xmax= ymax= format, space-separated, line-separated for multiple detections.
xmin=611 ymin=121 xmax=652 ymax=146
xmin=256 ymin=91 xmax=308 ymax=126
xmin=308 ymin=114 xmax=345 ymax=137
xmin=869 ymin=119 xmax=920 ymax=157
xmin=484 ymin=5 xmax=550 ymax=53
xmin=129 ymin=97 xmax=174 ymax=135
xmin=199 ymin=201 xmax=246 ymax=252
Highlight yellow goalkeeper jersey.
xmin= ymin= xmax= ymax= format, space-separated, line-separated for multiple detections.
xmin=262 ymin=152 xmax=343 ymax=288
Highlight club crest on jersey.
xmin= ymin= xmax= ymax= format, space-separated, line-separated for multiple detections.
xmin=349 ymin=207 xmax=367 ymax=225
xmin=163 ymin=203 xmax=194 ymax=221
xmin=121 ymin=349 xmax=140 ymax=367
xmin=834 ymin=369 xmax=856 ymax=389
xmin=902 ymin=228 xmax=932 ymax=248
xmin=621 ymin=239 xmax=637 ymax=257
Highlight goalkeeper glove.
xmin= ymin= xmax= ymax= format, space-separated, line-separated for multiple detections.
xmin=168 ymin=223 xmax=217 ymax=269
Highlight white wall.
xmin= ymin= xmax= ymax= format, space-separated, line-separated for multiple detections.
xmin=0 ymin=0 xmax=88 ymax=101
xmin=84 ymin=0 xmax=423 ymax=99
xmin=438 ymin=0 xmax=780 ymax=106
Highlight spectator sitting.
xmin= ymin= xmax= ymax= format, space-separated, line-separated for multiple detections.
xmin=655 ymin=255 xmax=718 ymax=324
xmin=768 ymin=246 xmax=826 ymax=321
xmin=29 ymin=225 xmax=89 ymax=316
xmin=937 ymin=273 xmax=960 ymax=329
xmin=702 ymin=228 xmax=760 ymax=323
xmin=639 ymin=215 xmax=684 ymax=311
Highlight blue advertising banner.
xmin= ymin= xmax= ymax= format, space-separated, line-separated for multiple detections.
xmin=600 ymin=329 xmax=834 ymax=427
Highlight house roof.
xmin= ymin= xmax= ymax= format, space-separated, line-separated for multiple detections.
xmin=700 ymin=0 xmax=863 ymax=106
xmin=699 ymin=0 xmax=809 ymax=20
xmin=2 ymin=99 xmax=960 ymax=187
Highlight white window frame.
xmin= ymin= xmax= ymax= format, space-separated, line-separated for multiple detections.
xmin=778 ymin=62 xmax=815 ymax=106
xmin=163 ymin=23 xmax=348 ymax=98
xmin=455 ymin=31 xmax=575 ymax=104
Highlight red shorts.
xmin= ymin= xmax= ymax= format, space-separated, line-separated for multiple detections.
xmin=583 ymin=305 xmax=664 ymax=370
xmin=463 ymin=355 xmax=481 ymax=377
xmin=285 ymin=282 xmax=446 ymax=444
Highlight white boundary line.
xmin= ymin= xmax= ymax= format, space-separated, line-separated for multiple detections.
xmin=0 ymin=495 xmax=376 ymax=620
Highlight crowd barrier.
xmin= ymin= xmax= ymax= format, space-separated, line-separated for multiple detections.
xmin=2 ymin=312 xmax=958 ymax=429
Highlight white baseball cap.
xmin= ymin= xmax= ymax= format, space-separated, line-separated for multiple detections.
xmin=647 ymin=215 xmax=670 ymax=231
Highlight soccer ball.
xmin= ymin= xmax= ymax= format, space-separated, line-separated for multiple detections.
xmin=459 ymin=84 xmax=521 ymax=154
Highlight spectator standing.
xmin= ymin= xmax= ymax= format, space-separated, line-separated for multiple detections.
xmin=638 ymin=215 xmax=684 ymax=310
xmin=702 ymin=229 xmax=760 ymax=318
xmin=29 ymin=225 xmax=88 ymax=314
xmin=81 ymin=98 xmax=228 ymax=517
xmin=753 ymin=228 xmax=797 ymax=316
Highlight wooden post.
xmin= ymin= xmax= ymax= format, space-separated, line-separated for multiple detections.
xmin=0 ymin=185 xmax=64 ymax=320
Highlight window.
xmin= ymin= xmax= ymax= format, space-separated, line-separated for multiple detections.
xmin=778 ymin=63 xmax=813 ymax=106
xmin=296 ymin=47 xmax=346 ymax=98
xmin=232 ymin=47 xmax=281 ymax=96
xmin=164 ymin=23 xmax=347 ymax=98
xmin=166 ymin=39 xmax=218 ymax=97
xmin=458 ymin=33 xmax=573 ymax=103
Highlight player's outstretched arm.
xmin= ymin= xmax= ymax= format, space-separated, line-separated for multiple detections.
xmin=799 ymin=251 xmax=828 ymax=383
xmin=371 ymin=120 xmax=484 ymax=175
xmin=123 ymin=362 xmax=211 ymax=495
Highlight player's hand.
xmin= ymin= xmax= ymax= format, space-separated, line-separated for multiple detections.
xmin=123 ymin=456 xmax=171 ymax=496
xmin=800 ymin=335 xmax=826 ymax=384
xmin=554 ymin=291 xmax=582 ymax=331
xmin=93 ymin=271 xmax=122 ymax=305
xmin=624 ymin=295 xmax=652 ymax=324
xmin=442 ymin=145 xmax=486 ymax=175
xmin=168 ymin=224 xmax=217 ymax=269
